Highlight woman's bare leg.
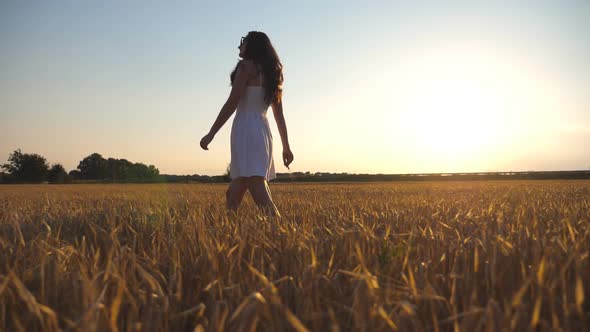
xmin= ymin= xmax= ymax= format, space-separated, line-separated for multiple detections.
xmin=247 ymin=176 xmax=281 ymax=218
xmin=226 ymin=177 xmax=248 ymax=213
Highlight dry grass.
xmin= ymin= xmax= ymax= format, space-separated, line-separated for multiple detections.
xmin=0 ymin=181 xmax=589 ymax=331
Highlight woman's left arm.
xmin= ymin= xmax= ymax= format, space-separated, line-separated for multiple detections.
xmin=200 ymin=60 xmax=252 ymax=150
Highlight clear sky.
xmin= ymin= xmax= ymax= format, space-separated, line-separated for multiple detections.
xmin=1 ymin=0 xmax=589 ymax=175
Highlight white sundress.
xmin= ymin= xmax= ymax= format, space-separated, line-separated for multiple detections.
xmin=230 ymin=85 xmax=276 ymax=181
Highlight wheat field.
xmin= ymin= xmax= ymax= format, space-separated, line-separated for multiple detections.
xmin=0 ymin=181 xmax=589 ymax=331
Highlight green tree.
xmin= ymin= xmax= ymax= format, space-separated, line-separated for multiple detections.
xmin=223 ymin=162 xmax=231 ymax=182
xmin=147 ymin=164 xmax=159 ymax=178
xmin=48 ymin=163 xmax=70 ymax=183
xmin=106 ymin=158 xmax=131 ymax=181
xmin=77 ymin=153 xmax=107 ymax=180
xmin=123 ymin=162 xmax=159 ymax=182
xmin=68 ymin=169 xmax=82 ymax=180
xmin=1 ymin=149 xmax=49 ymax=183
xmin=0 ymin=172 xmax=14 ymax=183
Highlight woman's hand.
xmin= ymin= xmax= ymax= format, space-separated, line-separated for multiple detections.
xmin=283 ymin=148 xmax=294 ymax=169
xmin=200 ymin=133 xmax=214 ymax=150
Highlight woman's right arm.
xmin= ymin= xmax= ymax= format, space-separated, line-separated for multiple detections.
xmin=200 ymin=60 xmax=251 ymax=150
xmin=271 ymin=99 xmax=294 ymax=168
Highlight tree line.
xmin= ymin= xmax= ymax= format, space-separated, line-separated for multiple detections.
xmin=1 ymin=149 xmax=161 ymax=184
xmin=3 ymin=149 xmax=589 ymax=184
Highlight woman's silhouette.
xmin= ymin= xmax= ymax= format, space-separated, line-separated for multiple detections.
xmin=200 ymin=31 xmax=293 ymax=217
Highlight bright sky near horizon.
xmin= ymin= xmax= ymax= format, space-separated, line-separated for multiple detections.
xmin=1 ymin=1 xmax=589 ymax=176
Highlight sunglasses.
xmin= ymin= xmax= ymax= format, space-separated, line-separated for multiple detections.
xmin=240 ymin=36 xmax=246 ymax=46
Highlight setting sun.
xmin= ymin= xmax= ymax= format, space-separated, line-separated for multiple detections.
xmin=407 ymin=76 xmax=503 ymax=156
xmin=359 ymin=36 xmax=587 ymax=173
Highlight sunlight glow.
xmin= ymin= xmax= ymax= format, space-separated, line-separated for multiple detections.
xmin=408 ymin=77 xmax=503 ymax=156
xmin=378 ymin=42 xmax=569 ymax=171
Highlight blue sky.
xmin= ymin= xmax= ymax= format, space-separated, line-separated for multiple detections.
xmin=1 ymin=1 xmax=589 ymax=175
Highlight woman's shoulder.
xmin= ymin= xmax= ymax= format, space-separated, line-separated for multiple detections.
xmin=238 ymin=59 xmax=256 ymax=73
xmin=238 ymin=60 xmax=264 ymax=84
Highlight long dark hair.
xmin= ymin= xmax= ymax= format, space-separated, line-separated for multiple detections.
xmin=230 ymin=31 xmax=283 ymax=105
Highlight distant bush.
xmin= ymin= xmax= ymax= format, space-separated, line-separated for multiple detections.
xmin=77 ymin=153 xmax=160 ymax=182
xmin=1 ymin=149 xmax=49 ymax=183
xmin=48 ymin=163 xmax=71 ymax=184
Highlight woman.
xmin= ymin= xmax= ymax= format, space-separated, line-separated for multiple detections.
xmin=200 ymin=31 xmax=293 ymax=217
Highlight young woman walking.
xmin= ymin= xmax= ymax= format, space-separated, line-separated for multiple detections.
xmin=200 ymin=31 xmax=293 ymax=217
